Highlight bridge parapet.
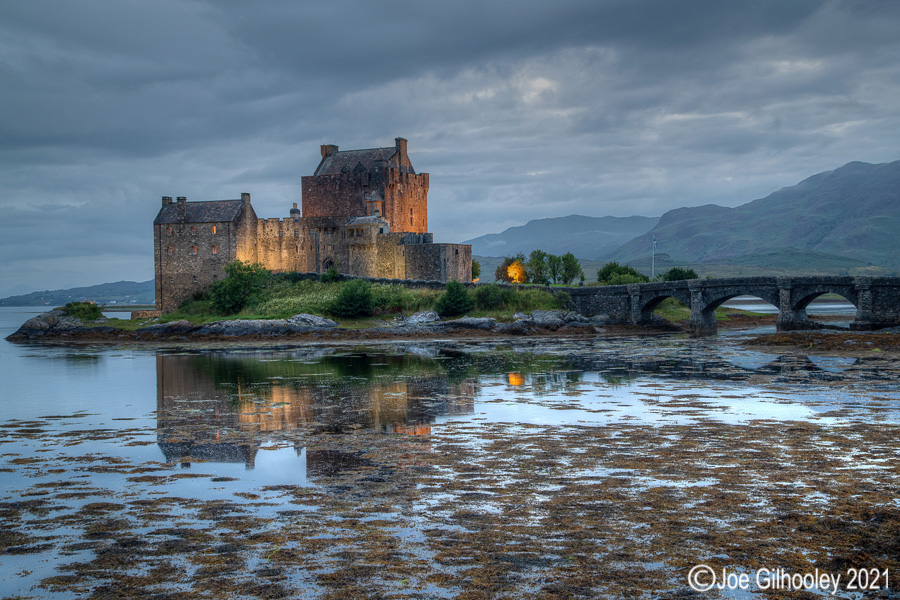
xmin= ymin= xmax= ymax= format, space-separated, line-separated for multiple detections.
xmin=567 ymin=275 xmax=900 ymax=335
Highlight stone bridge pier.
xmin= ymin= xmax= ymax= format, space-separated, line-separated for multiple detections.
xmin=568 ymin=276 xmax=900 ymax=336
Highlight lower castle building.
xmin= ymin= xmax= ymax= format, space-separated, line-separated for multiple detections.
xmin=153 ymin=138 xmax=472 ymax=312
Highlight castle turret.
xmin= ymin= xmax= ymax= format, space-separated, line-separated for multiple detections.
xmin=290 ymin=202 xmax=301 ymax=219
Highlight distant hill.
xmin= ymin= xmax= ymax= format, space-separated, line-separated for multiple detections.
xmin=464 ymin=214 xmax=659 ymax=259
xmin=612 ymin=160 xmax=900 ymax=270
xmin=0 ymin=280 xmax=155 ymax=307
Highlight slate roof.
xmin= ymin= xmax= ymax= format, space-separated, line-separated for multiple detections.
xmin=315 ymin=147 xmax=400 ymax=175
xmin=347 ymin=216 xmax=389 ymax=226
xmin=154 ymin=200 xmax=244 ymax=224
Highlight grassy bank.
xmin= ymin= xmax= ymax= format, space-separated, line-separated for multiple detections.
xmin=98 ymin=277 xmax=571 ymax=330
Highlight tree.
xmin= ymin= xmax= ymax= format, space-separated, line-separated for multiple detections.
xmin=471 ymin=260 xmax=481 ymax=281
xmin=330 ymin=279 xmax=373 ymax=317
xmin=661 ymin=267 xmax=699 ymax=281
xmin=495 ymin=253 xmax=527 ymax=284
xmin=547 ymin=254 xmax=562 ymax=284
xmin=605 ymin=273 xmax=650 ymax=285
xmin=435 ymin=280 xmax=474 ymax=316
xmin=560 ymin=252 xmax=584 ymax=285
xmin=596 ymin=261 xmax=648 ymax=285
xmin=527 ymin=250 xmax=550 ymax=285
xmin=210 ymin=261 xmax=271 ymax=314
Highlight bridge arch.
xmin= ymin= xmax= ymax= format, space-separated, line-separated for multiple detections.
xmin=690 ymin=285 xmax=781 ymax=335
xmin=782 ymin=280 xmax=859 ymax=331
xmin=639 ymin=290 xmax=693 ymax=323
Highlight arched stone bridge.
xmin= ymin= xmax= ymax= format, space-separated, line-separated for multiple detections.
xmin=567 ymin=276 xmax=900 ymax=335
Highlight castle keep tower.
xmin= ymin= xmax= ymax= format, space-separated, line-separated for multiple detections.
xmin=152 ymin=138 xmax=471 ymax=312
xmin=301 ymin=137 xmax=428 ymax=234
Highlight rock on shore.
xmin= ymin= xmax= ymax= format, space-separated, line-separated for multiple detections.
xmin=6 ymin=309 xmax=608 ymax=342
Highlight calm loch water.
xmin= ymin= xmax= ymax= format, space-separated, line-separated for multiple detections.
xmin=2 ymin=306 xmax=900 ymax=599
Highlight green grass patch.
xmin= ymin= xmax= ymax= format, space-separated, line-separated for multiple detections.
xmin=652 ymin=298 xmax=768 ymax=322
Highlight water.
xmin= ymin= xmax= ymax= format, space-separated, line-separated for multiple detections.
xmin=722 ymin=295 xmax=858 ymax=315
xmin=2 ymin=306 xmax=899 ymax=598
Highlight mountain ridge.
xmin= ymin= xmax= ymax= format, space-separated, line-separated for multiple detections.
xmin=464 ymin=214 xmax=659 ymax=259
xmin=0 ymin=280 xmax=155 ymax=307
xmin=612 ymin=160 xmax=900 ymax=268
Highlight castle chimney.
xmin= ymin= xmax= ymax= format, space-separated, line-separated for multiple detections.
xmin=241 ymin=192 xmax=251 ymax=206
xmin=176 ymin=196 xmax=186 ymax=222
xmin=395 ymin=137 xmax=407 ymax=160
xmin=290 ymin=202 xmax=301 ymax=218
xmin=321 ymin=144 xmax=339 ymax=159
xmin=162 ymin=196 xmax=173 ymax=206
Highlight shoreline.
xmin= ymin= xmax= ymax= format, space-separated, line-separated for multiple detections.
xmin=9 ymin=308 xmax=895 ymax=354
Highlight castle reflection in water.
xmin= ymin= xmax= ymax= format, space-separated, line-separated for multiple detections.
xmin=154 ymin=349 xmax=475 ymax=473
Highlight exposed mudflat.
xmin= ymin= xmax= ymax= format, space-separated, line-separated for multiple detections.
xmin=2 ymin=335 xmax=900 ymax=598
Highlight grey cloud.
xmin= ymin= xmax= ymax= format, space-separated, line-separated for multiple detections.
xmin=1 ymin=0 xmax=899 ymax=295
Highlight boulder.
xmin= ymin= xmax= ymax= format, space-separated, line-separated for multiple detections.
xmin=15 ymin=310 xmax=63 ymax=334
xmin=442 ymin=317 xmax=495 ymax=330
xmin=402 ymin=311 xmax=441 ymax=325
xmin=531 ymin=310 xmax=565 ymax=328
xmin=288 ymin=313 xmax=338 ymax=328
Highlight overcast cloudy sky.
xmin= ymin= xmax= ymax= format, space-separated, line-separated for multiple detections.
xmin=1 ymin=0 xmax=899 ymax=296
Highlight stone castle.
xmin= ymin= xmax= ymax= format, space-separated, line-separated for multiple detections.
xmin=153 ymin=138 xmax=472 ymax=312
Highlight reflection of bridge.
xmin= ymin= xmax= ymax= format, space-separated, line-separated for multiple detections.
xmin=568 ymin=276 xmax=900 ymax=335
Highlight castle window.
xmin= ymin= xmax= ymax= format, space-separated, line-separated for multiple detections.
xmin=455 ymin=249 xmax=459 ymax=255
xmin=211 ymin=245 xmax=217 ymax=254
xmin=410 ymin=217 xmax=413 ymax=226
xmin=191 ymin=246 xmax=198 ymax=255
xmin=193 ymin=276 xmax=198 ymax=283
xmin=379 ymin=228 xmax=384 ymax=234
xmin=294 ymin=231 xmax=299 ymax=237
xmin=167 ymin=227 xmax=173 ymax=236
xmin=167 ymin=246 xmax=174 ymax=255
xmin=211 ymin=225 xmax=217 ymax=234
xmin=349 ymin=229 xmax=354 ymax=238
xmin=191 ymin=226 xmax=196 ymax=235
xmin=169 ymin=277 xmax=173 ymax=283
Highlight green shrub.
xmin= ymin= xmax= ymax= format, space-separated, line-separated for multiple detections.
xmin=661 ymin=267 xmax=699 ymax=281
xmin=62 ymin=301 xmax=102 ymax=321
xmin=319 ymin=267 xmax=341 ymax=283
xmin=210 ymin=261 xmax=271 ymax=314
xmin=475 ymin=284 xmax=504 ymax=310
xmin=371 ymin=283 xmax=438 ymax=314
xmin=596 ymin=261 xmax=649 ymax=285
xmin=435 ymin=281 xmax=474 ymax=317
xmin=330 ymin=279 xmax=374 ymax=318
